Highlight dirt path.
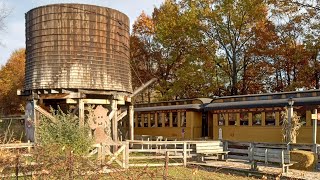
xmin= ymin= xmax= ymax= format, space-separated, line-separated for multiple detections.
xmin=189 ymin=159 xmax=320 ymax=180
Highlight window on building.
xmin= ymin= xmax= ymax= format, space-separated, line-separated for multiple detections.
xmin=253 ymin=113 xmax=261 ymax=125
xmin=144 ymin=114 xmax=148 ymax=127
xmin=165 ymin=112 xmax=170 ymax=127
xmin=137 ymin=113 xmax=142 ymax=127
xmin=265 ymin=112 xmax=275 ymax=126
xmin=218 ymin=114 xmax=226 ymax=126
xmin=180 ymin=111 xmax=186 ymax=127
xmin=172 ymin=112 xmax=178 ymax=127
xmin=228 ymin=113 xmax=236 ymax=125
xmin=150 ymin=113 xmax=155 ymax=127
xmin=296 ymin=110 xmax=306 ymax=126
xmin=240 ymin=112 xmax=248 ymax=125
xmin=157 ymin=112 xmax=162 ymax=127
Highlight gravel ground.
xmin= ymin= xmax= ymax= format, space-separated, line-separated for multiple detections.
xmin=189 ymin=159 xmax=320 ymax=180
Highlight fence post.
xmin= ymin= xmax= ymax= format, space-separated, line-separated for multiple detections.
xmin=125 ymin=141 xmax=130 ymax=169
xmin=164 ymin=151 xmax=169 ymax=179
xmin=27 ymin=140 xmax=31 ymax=153
xmin=183 ymin=142 xmax=187 ymax=167
xmin=15 ymin=155 xmax=19 ymax=179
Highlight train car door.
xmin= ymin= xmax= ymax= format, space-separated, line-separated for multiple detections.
xmin=201 ymin=111 xmax=209 ymax=137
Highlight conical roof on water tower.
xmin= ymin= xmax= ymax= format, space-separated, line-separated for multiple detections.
xmin=24 ymin=3 xmax=132 ymax=93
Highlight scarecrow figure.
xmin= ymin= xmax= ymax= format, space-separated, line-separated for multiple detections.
xmin=88 ymin=105 xmax=112 ymax=144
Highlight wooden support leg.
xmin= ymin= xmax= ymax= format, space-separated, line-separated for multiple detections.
xmin=79 ymin=99 xmax=84 ymax=127
xmin=129 ymin=105 xmax=134 ymax=141
xmin=282 ymin=165 xmax=288 ymax=174
xmin=112 ymin=99 xmax=118 ymax=142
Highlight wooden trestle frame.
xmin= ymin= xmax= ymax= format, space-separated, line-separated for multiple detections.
xmin=18 ymin=88 xmax=135 ymax=143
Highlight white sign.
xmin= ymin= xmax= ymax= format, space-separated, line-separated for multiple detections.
xmin=218 ymin=128 xmax=223 ymax=140
xmin=311 ymin=113 xmax=320 ymax=120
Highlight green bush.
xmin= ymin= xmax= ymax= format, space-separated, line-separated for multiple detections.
xmin=38 ymin=108 xmax=93 ymax=155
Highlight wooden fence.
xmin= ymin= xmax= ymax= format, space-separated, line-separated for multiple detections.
xmin=1 ymin=139 xmax=319 ymax=171
xmin=91 ymin=140 xmax=225 ymax=169
xmin=0 ymin=141 xmax=34 ymax=153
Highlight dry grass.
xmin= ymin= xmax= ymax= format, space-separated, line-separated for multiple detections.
xmin=291 ymin=150 xmax=317 ymax=171
xmin=105 ymin=166 xmax=257 ymax=180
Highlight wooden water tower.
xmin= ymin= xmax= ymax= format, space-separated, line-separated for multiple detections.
xmin=20 ymin=3 xmax=134 ymax=143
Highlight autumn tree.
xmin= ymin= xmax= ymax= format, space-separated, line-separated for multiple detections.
xmin=0 ymin=49 xmax=26 ymax=115
xmin=195 ymin=0 xmax=268 ymax=95
xmin=131 ymin=1 xmax=220 ymax=101
xmin=130 ymin=0 xmax=320 ymax=101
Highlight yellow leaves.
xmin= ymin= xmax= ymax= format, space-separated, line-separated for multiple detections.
xmin=132 ymin=11 xmax=155 ymax=36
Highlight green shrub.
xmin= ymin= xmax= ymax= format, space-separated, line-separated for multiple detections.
xmin=38 ymin=108 xmax=93 ymax=155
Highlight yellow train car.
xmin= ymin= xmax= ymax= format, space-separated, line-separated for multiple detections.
xmin=134 ymin=98 xmax=212 ymax=140
xmin=206 ymin=90 xmax=320 ymax=143
xmin=134 ymin=90 xmax=320 ymax=143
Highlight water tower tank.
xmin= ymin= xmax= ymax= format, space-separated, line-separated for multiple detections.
xmin=25 ymin=4 xmax=132 ymax=93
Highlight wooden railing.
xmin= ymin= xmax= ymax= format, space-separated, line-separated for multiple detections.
xmin=90 ymin=140 xmax=226 ymax=169
xmin=127 ymin=140 xmax=193 ymax=167
xmin=0 ymin=141 xmax=35 ymax=153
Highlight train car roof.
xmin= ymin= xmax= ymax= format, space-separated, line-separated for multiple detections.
xmin=204 ymin=96 xmax=320 ymax=110
xmin=211 ymin=89 xmax=320 ymax=100
xmin=135 ymin=104 xmax=202 ymax=112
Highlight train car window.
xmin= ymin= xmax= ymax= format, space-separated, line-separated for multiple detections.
xmin=279 ymin=111 xmax=285 ymax=125
xmin=240 ymin=112 xmax=248 ymax=125
xmin=300 ymin=92 xmax=312 ymax=97
xmin=172 ymin=112 xmax=178 ymax=127
xmin=218 ymin=114 xmax=226 ymax=126
xmin=157 ymin=112 xmax=162 ymax=127
xmin=253 ymin=113 xmax=261 ymax=125
xmin=247 ymin=96 xmax=256 ymax=101
xmin=272 ymin=94 xmax=281 ymax=99
xmin=296 ymin=110 xmax=306 ymax=126
xmin=228 ymin=113 xmax=236 ymax=125
xmin=165 ymin=113 xmax=170 ymax=127
xmin=150 ymin=114 xmax=155 ymax=127
xmin=259 ymin=96 xmax=269 ymax=100
xmin=286 ymin=94 xmax=297 ymax=98
xmin=137 ymin=113 xmax=142 ymax=127
xmin=144 ymin=114 xmax=148 ymax=127
xmin=180 ymin=112 xmax=186 ymax=127
xmin=265 ymin=112 xmax=275 ymax=126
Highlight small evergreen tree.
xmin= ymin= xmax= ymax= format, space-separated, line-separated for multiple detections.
xmin=38 ymin=108 xmax=92 ymax=155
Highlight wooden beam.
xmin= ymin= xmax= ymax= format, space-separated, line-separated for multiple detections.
xmin=129 ymin=105 xmax=134 ymax=141
xmin=117 ymin=110 xmax=127 ymax=122
xmin=34 ymin=105 xmax=57 ymax=123
xmin=39 ymin=92 xmax=82 ymax=100
xmin=83 ymin=99 xmax=111 ymax=104
xmin=112 ymin=100 xmax=118 ymax=142
xmin=79 ymin=99 xmax=85 ymax=127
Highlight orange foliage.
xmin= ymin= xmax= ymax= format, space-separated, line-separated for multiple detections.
xmin=0 ymin=49 xmax=25 ymax=115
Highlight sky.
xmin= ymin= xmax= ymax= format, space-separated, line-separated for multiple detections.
xmin=0 ymin=0 xmax=164 ymax=65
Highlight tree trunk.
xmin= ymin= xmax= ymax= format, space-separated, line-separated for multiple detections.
xmin=231 ymin=56 xmax=238 ymax=95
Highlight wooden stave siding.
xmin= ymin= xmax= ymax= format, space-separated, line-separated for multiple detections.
xmin=25 ymin=4 xmax=132 ymax=93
